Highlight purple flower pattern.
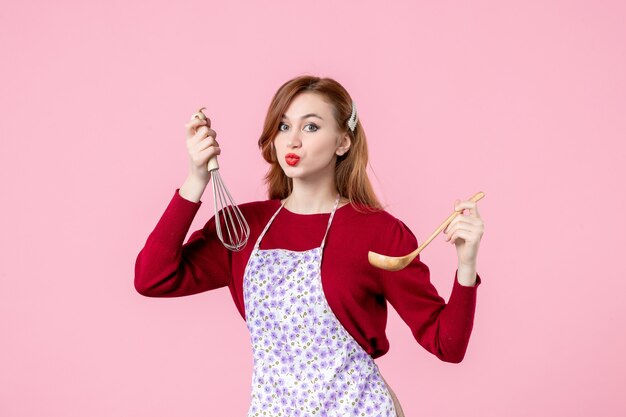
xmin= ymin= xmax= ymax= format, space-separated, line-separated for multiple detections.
xmin=243 ymin=246 xmax=397 ymax=417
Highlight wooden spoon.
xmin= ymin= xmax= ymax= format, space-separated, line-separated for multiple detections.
xmin=368 ymin=191 xmax=485 ymax=271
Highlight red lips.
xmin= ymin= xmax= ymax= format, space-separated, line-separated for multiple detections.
xmin=285 ymin=153 xmax=300 ymax=166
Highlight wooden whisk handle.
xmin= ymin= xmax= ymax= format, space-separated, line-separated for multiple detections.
xmin=191 ymin=107 xmax=220 ymax=172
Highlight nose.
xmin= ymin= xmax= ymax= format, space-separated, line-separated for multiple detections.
xmin=287 ymin=131 xmax=302 ymax=148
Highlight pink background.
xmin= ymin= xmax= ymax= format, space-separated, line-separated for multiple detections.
xmin=1 ymin=1 xmax=625 ymax=416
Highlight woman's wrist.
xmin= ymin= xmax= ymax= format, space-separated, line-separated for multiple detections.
xmin=457 ymin=261 xmax=477 ymax=287
xmin=179 ymin=174 xmax=210 ymax=203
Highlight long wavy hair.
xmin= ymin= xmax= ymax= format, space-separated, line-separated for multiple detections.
xmin=257 ymin=75 xmax=383 ymax=212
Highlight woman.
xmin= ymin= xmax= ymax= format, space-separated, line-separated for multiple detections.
xmin=135 ymin=75 xmax=484 ymax=416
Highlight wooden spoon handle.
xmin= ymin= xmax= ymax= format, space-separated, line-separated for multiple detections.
xmin=413 ymin=191 xmax=485 ymax=256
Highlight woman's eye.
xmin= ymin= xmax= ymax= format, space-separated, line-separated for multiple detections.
xmin=278 ymin=122 xmax=319 ymax=132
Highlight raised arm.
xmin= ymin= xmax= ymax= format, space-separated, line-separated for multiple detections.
xmin=379 ymin=219 xmax=481 ymax=363
xmin=134 ymin=108 xmax=231 ymax=296
xmin=134 ymin=187 xmax=232 ymax=297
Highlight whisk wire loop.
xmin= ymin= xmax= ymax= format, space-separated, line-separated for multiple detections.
xmin=211 ymin=170 xmax=250 ymax=252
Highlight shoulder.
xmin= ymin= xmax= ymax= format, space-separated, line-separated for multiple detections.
xmin=237 ymin=198 xmax=280 ymax=213
xmin=343 ymin=202 xmax=410 ymax=228
xmin=340 ymin=203 xmax=418 ymax=255
xmin=235 ymin=198 xmax=281 ymax=225
xmin=237 ymin=198 xmax=278 ymax=210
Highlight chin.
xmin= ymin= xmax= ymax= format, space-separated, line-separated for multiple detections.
xmin=282 ymin=170 xmax=301 ymax=179
xmin=280 ymin=162 xmax=302 ymax=176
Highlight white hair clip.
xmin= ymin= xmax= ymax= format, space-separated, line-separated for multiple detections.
xmin=347 ymin=101 xmax=358 ymax=132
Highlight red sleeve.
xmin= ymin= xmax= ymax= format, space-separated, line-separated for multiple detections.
xmin=379 ymin=218 xmax=481 ymax=363
xmin=134 ymin=188 xmax=232 ymax=297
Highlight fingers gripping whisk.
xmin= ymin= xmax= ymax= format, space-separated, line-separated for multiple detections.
xmin=192 ymin=107 xmax=250 ymax=251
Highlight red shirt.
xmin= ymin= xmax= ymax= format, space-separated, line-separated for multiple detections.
xmin=135 ymin=188 xmax=481 ymax=362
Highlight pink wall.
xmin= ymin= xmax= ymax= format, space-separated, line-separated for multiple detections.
xmin=1 ymin=1 xmax=624 ymax=416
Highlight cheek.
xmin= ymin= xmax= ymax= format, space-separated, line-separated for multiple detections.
xmin=271 ymin=138 xmax=281 ymax=155
xmin=314 ymin=137 xmax=339 ymax=155
xmin=273 ymin=135 xmax=287 ymax=149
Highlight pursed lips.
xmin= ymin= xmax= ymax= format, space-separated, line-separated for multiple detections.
xmin=285 ymin=153 xmax=300 ymax=166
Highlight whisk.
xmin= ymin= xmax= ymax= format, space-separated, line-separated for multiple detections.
xmin=191 ymin=107 xmax=250 ymax=251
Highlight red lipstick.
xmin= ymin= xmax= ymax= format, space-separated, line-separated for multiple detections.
xmin=285 ymin=153 xmax=300 ymax=166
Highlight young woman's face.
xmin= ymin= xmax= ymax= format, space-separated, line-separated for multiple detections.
xmin=273 ymin=92 xmax=350 ymax=183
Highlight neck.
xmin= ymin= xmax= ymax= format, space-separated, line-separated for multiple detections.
xmin=283 ymin=177 xmax=340 ymax=215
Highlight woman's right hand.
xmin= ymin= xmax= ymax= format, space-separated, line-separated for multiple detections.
xmin=184 ymin=113 xmax=221 ymax=183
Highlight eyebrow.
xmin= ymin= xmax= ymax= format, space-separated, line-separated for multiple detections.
xmin=281 ymin=113 xmax=324 ymax=121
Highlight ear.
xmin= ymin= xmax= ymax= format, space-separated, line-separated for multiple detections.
xmin=336 ymin=133 xmax=351 ymax=156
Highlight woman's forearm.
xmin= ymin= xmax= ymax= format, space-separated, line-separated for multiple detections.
xmin=457 ymin=262 xmax=477 ymax=286
xmin=179 ymin=174 xmax=210 ymax=203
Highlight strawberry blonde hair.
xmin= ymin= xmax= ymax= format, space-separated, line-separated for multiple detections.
xmin=257 ymin=75 xmax=383 ymax=213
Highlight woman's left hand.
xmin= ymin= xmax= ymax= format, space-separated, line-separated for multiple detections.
xmin=443 ymin=198 xmax=484 ymax=265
